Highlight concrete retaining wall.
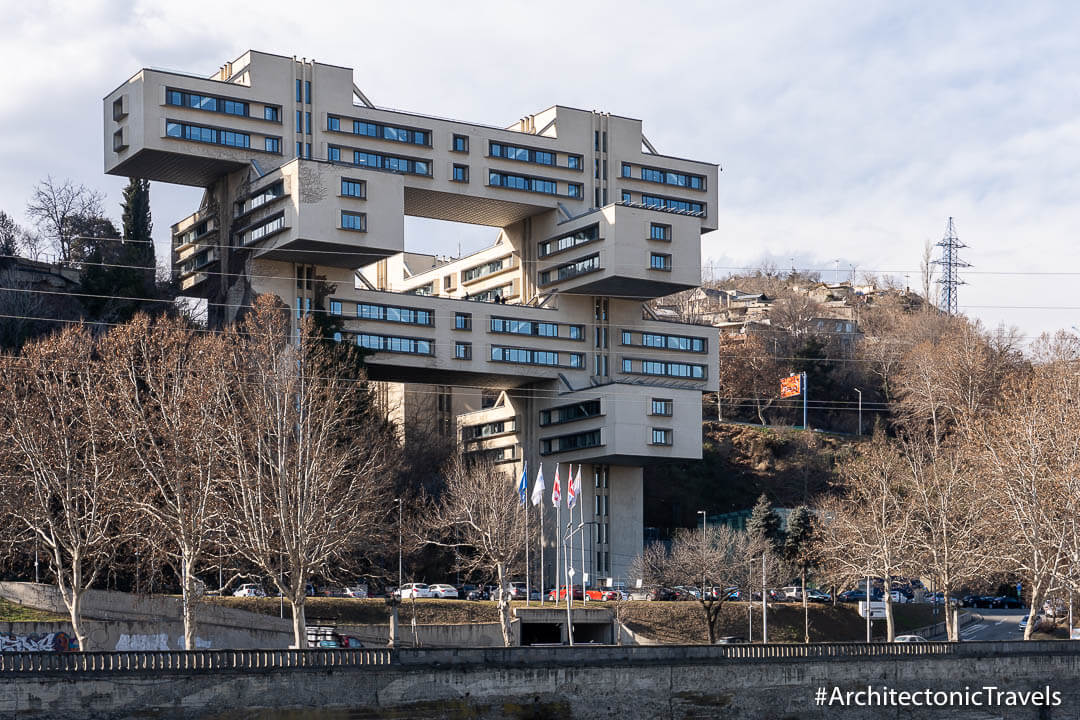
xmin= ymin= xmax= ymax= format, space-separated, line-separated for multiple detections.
xmin=3 ymin=644 xmax=1080 ymax=718
xmin=339 ymin=621 xmax=514 ymax=648
xmin=0 ymin=620 xmax=291 ymax=652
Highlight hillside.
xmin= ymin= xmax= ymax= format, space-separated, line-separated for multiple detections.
xmin=643 ymin=421 xmax=860 ymax=528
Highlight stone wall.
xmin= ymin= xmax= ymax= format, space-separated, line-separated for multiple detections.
xmin=3 ymin=643 xmax=1080 ymax=719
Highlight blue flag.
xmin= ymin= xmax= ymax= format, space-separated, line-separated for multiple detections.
xmin=518 ymin=461 xmax=528 ymax=506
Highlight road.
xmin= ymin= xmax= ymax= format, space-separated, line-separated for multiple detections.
xmin=953 ymin=608 xmax=1031 ymax=641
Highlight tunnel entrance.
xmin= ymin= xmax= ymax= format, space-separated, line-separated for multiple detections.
xmin=520 ymin=622 xmax=563 ymax=645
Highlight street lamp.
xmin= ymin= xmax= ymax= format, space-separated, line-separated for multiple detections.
xmin=394 ymin=498 xmax=403 ymax=591
xmin=854 ymin=388 xmax=862 ymax=436
xmin=697 ymin=511 xmax=707 ymax=601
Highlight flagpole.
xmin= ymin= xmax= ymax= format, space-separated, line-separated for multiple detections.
xmin=579 ymin=465 xmax=586 ymax=595
xmin=565 ymin=510 xmax=573 ymax=646
xmin=524 ymin=497 xmax=530 ymax=607
xmin=538 ymin=491 xmax=545 ymax=606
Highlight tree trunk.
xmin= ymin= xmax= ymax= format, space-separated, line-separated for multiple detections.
xmin=1023 ymin=582 xmax=1041 ymax=641
xmin=290 ymin=598 xmax=307 ymax=649
xmin=65 ymin=587 xmax=87 ymax=652
xmin=701 ymin=600 xmax=715 ymax=644
xmin=58 ymin=549 xmax=88 ymax=652
xmin=884 ymin=592 xmax=895 ymax=642
xmin=496 ymin=562 xmax=514 ymax=647
xmin=802 ymin=569 xmax=809 ymax=644
xmin=182 ymin=552 xmax=198 ymax=650
xmin=943 ymin=589 xmax=956 ymax=642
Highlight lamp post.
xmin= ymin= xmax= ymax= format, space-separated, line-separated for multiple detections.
xmin=395 ymin=498 xmax=403 ymax=591
xmin=697 ymin=511 xmax=707 ymax=601
xmin=855 ymin=388 xmax=864 ymax=440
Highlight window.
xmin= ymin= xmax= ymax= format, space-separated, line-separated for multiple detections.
xmin=355 ymin=333 xmax=433 ymax=355
xmin=463 ymin=258 xmax=506 ymax=282
xmin=633 ymin=360 xmax=706 ymax=379
xmin=490 ymin=346 xmax=582 ymax=368
xmin=166 ymin=88 xmax=248 ymax=117
xmin=410 ymin=283 xmax=434 ymax=296
xmin=568 ymin=324 xmax=584 ymax=340
xmin=650 ymin=253 xmax=672 ymax=271
xmin=452 ymin=164 xmax=469 ymax=183
xmin=354 ymin=120 xmax=377 ymax=136
xmin=328 ymin=146 xmax=340 ymax=162
xmin=539 ymin=399 xmax=601 ymax=426
xmin=490 ymin=317 xmax=560 ymax=337
xmin=455 ymin=342 xmax=472 ymax=360
xmin=243 ymin=213 xmax=285 ymax=245
xmin=490 ymin=170 xmax=527 ymax=191
xmin=621 ymin=330 xmax=632 ymax=345
xmin=567 ymin=154 xmax=582 ymax=170
xmin=651 ymin=399 xmax=673 ymax=416
xmin=341 ymin=178 xmax=366 ymax=198
xmin=622 ymin=358 xmax=633 ymax=373
xmin=341 ymin=147 xmax=432 ymax=176
xmin=651 ymin=428 xmax=673 ymax=446
xmin=452 ymin=134 xmax=469 ymax=152
xmin=540 ymin=429 xmax=601 ymax=455
xmin=296 ymin=109 xmax=302 ymax=130
xmin=264 ymin=106 xmax=280 ymax=122
xmin=649 ymin=223 xmax=671 ymax=241
xmin=305 ymin=112 xmax=311 ymax=134
xmin=594 ymin=131 xmax=599 ymax=151
xmin=296 ymin=141 xmax=302 ymax=158
xmin=622 ymin=190 xmax=632 ymax=204
xmin=357 ymin=302 xmax=432 ymax=326
xmin=454 ymin=312 xmax=472 ymax=330
xmin=622 ymin=163 xmax=632 ymax=177
xmin=327 ymin=116 xmax=340 ymax=131
xmin=594 ymin=159 xmax=599 ymax=179
xmin=330 ymin=300 xmax=342 ymax=316
xmin=538 ymin=253 xmax=600 ymax=285
xmin=638 ymin=166 xmax=706 ymax=189
xmin=112 ymin=97 xmax=126 ymax=121
xmin=305 ymin=143 xmax=311 ymax=158
xmin=470 ymin=284 xmax=512 ymax=303
xmin=166 ymin=121 xmax=249 ymax=149
xmin=264 ymin=137 xmax=281 ymax=153
xmin=296 ymin=79 xmax=302 ymax=102
xmin=538 ymin=225 xmax=600 ymax=258
xmin=341 ymin=211 xmax=367 ymax=232
xmin=567 ymin=183 xmax=582 ymax=198
xmin=641 ymin=194 xmax=705 ymax=214
xmin=489 ymin=141 xmax=554 ymax=165
xmin=304 ymin=80 xmax=311 ymax=104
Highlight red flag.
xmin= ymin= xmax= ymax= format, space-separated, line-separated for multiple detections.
xmin=551 ymin=463 xmax=561 ymax=507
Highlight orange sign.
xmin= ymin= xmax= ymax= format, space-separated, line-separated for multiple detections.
xmin=780 ymin=375 xmax=801 ymax=398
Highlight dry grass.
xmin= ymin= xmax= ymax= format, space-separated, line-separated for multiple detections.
xmin=0 ymin=597 xmax=68 ymax=622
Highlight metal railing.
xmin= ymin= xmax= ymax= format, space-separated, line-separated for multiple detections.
xmin=5 ymin=640 xmax=1080 ymax=674
xmin=0 ymin=648 xmax=392 ymax=673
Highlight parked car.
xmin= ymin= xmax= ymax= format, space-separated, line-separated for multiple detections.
xmin=780 ymin=586 xmax=803 ymax=600
xmin=889 ymin=590 xmax=908 ymax=604
xmin=805 ymin=589 xmax=832 ymax=603
xmin=507 ymin=582 xmax=541 ymax=600
xmin=428 ymin=583 xmax=459 ymax=599
xmin=838 ymin=590 xmax=867 ymax=603
xmin=396 ymin=583 xmax=433 ymax=599
xmin=547 ymin=585 xmax=584 ymax=601
xmin=715 ymin=636 xmax=748 ymax=644
xmin=465 ymin=586 xmax=489 ymax=601
xmin=584 ymin=588 xmax=622 ymax=601
xmin=233 ymin=583 xmax=265 ymax=598
xmin=344 ymin=585 xmax=368 ymax=599
xmin=996 ymin=595 xmax=1022 ymax=609
xmin=894 ymin=635 xmax=928 ymax=643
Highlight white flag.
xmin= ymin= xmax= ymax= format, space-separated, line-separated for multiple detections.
xmin=531 ymin=464 xmax=545 ymax=506
xmin=568 ymin=464 xmax=582 ymax=510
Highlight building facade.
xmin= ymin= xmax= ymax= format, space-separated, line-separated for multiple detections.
xmin=104 ymin=50 xmax=720 ymax=584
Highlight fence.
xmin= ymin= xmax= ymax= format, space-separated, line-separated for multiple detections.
xmin=0 ymin=648 xmax=392 ymax=673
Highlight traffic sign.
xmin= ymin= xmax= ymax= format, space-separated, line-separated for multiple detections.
xmin=781 ymin=374 xmax=802 ymax=398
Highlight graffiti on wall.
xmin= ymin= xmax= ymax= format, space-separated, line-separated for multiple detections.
xmin=116 ymin=633 xmax=170 ymax=651
xmin=0 ymin=631 xmax=79 ymax=652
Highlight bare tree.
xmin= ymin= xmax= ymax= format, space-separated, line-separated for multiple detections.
xmin=100 ymin=315 xmax=229 ymax=649
xmin=715 ymin=333 xmax=783 ymax=425
xmin=218 ymin=296 xmax=394 ymax=647
xmin=421 ymin=454 xmax=530 ymax=646
xmin=0 ymin=326 xmax=127 ymax=650
xmin=920 ymin=238 xmax=937 ymax=311
xmin=769 ymin=292 xmax=823 ymax=340
xmin=631 ymin=525 xmax=758 ymax=644
xmin=0 ymin=267 xmax=47 ymax=349
xmin=25 ymin=177 xmax=105 ymax=263
xmin=901 ymin=435 xmax=997 ymax=641
xmin=815 ymin=432 xmax=914 ymax=641
xmin=974 ymin=360 xmax=1079 ymax=639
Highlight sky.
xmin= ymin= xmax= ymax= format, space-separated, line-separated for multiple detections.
xmin=2 ymin=0 xmax=1079 ymax=340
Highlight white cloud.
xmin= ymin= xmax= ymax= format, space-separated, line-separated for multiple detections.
xmin=1 ymin=0 xmax=1078 ymax=338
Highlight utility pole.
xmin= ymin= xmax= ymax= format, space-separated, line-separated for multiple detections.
xmin=801 ymin=372 xmax=808 ymax=431
xmin=697 ymin=510 xmax=707 ymax=601
xmin=854 ymin=388 xmax=862 ymax=436
xmin=932 ymin=217 xmax=970 ymax=315
xmin=866 ymin=573 xmax=871 ymax=643
xmin=762 ymin=554 xmax=768 ymax=643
